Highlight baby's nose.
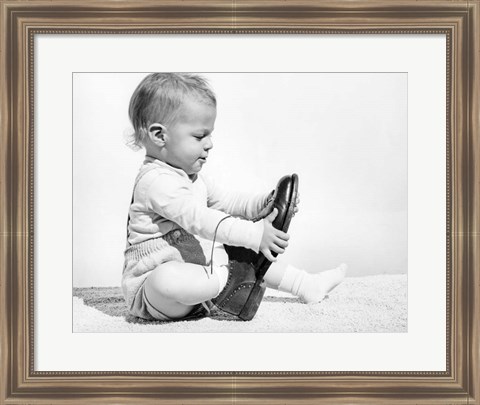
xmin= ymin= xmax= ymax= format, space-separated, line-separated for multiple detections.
xmin=204 ymin=137 xmax=213 ymax=150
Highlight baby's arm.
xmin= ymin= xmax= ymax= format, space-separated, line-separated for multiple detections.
xmin=201 ymin=174 xmax=273 ymax=220
xmin=146 ymin=173 xmax=264 ymax=252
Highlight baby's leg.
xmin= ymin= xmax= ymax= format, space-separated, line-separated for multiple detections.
xmin=144 ymin=261 xmax=228 ymax=319
xmin=264 ymin=263 xmax=347 ymax=304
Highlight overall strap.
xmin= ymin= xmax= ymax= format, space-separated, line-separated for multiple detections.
xmin=125 ymin=165 xmax=161 ymax=247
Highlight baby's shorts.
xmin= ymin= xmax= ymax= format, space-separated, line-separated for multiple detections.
xmin=134 ymin=281 xmax=211 ymax=321
xmin=123 ymin=228 xmax=210 ymax=321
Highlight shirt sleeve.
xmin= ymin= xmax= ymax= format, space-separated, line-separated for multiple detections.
xmin=145 ymin=172 xmax=264 ymax=252
xmin=201 ymin=174 xmax=271 ymax=219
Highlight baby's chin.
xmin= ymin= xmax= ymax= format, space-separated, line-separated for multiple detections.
xmin=186 ymin=166 xmax=204 ymax=177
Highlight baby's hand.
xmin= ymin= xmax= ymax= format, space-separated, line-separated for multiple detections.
xmin=293 ymin=193 xmax=300 ymax=215
xmin=260 ymin=208 xmax=290 ymax=262
xmin=255 ymin=198 xmax=274 ymax=221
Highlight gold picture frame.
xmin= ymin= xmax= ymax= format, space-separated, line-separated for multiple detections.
xmin=1 ymin=0 xmax=479 ymax=403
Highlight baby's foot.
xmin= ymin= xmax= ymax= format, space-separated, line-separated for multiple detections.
xmin=300 ymin=263 xmax=347 ymax=304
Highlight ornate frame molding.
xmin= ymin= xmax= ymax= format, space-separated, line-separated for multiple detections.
xmin=1 ymin=1 xmax=478 ymax=403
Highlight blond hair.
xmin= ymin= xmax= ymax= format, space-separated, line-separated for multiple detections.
xmin=127 ymin=73 xmax=216 ymax=149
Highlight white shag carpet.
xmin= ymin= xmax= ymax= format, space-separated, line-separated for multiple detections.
xmin=73 ymin=275 xmax=407 ymax=333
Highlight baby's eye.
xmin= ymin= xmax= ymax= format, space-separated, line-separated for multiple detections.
xmin=194 ymin=133 xmax=211 ymax=140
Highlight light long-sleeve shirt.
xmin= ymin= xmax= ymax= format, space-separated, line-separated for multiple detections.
xmin=127 ymin=156 xmax=268 ymax=253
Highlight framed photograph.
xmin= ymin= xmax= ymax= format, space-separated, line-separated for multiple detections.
xmin=73 ymin=71 xmax=408 ymax=334
xmin=1 ymin=0 xmax=479 ymax=404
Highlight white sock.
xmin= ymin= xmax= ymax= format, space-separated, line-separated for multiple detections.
xmin=278 ymin=263 xmax=347 ymax=304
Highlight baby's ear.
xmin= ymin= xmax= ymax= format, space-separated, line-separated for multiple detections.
xmin=148 ymin=123 xmax=166 ymax=145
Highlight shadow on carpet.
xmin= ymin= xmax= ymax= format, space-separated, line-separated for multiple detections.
xmin=73 ymin=287 xmax=294 ymax=323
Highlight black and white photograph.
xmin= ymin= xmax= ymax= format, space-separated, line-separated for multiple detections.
xmin=73 ymin=72 xmax=407 ymax=333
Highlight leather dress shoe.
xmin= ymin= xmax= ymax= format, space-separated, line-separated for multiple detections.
xmin=255 ymin=173 xmax=299 ymax=279
xmin=213 ymin=174 xmax=299 ymax=321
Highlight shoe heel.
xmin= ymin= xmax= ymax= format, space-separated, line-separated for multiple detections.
xmin=238 ymin=280 xmax=266 ymax=321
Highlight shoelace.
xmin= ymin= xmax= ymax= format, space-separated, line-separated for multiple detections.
xmin=209 ymin=215 xmax=232 ymax=275
xmin=207 ymin=190 xmax=277 ymax=275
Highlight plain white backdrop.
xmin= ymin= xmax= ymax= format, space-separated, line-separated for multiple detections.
xmin=73 ymin=72 xmax=407 ymax=287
